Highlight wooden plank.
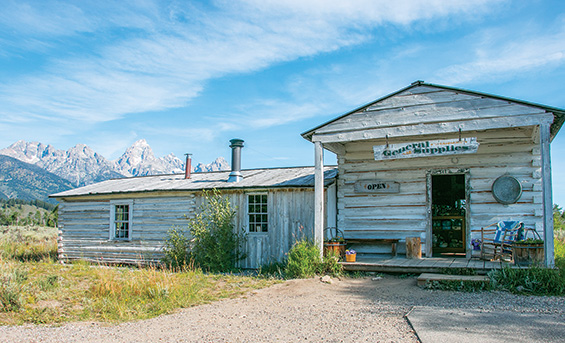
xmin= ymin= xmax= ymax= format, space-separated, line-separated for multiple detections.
xmin=313 ymin=113 xmax=553 ymax=144
xmin=540 ymin=123 xmax=555 ymax=268
xmin=314 ymin=141 xmax=324 ymax=255
xmin=318 ymin=96 xmax=542 ymax=134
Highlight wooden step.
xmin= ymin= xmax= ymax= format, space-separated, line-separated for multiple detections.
xmin=417 ymin=273 xmax=490 ymax=286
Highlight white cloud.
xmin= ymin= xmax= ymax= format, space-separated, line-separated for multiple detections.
xmin=0 ymin=0 xmax=503 ymax=125
xmin=437 ymin=24 xmax=565 ymax=85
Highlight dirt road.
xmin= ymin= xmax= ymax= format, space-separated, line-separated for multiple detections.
xmin=1 ymin=275 xmax=563 ymax=342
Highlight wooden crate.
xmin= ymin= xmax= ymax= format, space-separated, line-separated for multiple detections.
xmin=513 ymin=245 xmax=544 ymax=266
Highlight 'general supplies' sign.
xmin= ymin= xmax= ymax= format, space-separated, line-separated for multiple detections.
xmin=373 ymin=138 xmax=479 ymax=160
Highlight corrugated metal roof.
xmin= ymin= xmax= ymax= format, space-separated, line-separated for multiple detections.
xmin=51 ymin=166 xmax=338 ymax=198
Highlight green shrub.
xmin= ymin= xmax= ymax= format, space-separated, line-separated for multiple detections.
xmin=554 ymin=236 xmax=565 ymax=270
xmin=161 ymin=228 xmax=192 ymax=269
xmin=188 ymin=189 xmax=247 ymax=273
xmin=285 ymin=240 xmax=322 ymax=278
xmin=257 ymin=261 xmax=286 ymax=278
xmin=489 ymin=266 xmax=565 ymax=296
xmin=319 ymin=249 xmax=343 ymax=277
xmin=0 ymin=269 xmax=26 ymax=312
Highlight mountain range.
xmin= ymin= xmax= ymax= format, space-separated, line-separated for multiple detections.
xmin=0 ymin=140 xmax=230 ymax=195
xmin=0 ymin=155 xmax=73 ymax=202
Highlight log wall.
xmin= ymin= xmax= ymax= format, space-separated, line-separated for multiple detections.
xmin=58 ymin=188 xmax=322 ymax=268
xmin=338 ymin=127 xmax=544 ymax=256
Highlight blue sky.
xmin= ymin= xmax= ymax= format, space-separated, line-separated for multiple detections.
xmin=1 ymin=0 xmax=565 ymax=205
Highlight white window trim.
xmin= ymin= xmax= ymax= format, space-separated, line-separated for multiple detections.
xmin=247 ymin=192 xmax=268 ymax=234
xmin=109 ymin=200 xmax=133 ymax=241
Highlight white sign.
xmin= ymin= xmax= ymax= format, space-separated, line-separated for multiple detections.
xmin=354 ymin=180 xmax=400 ymax=193
xmin=373 ymin=138 xmax=479 ymax=161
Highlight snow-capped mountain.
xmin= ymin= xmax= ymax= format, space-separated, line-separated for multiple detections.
xmin=194 ymin=157 xmax=230 ymax=172
xmin=0 ymin=141 xmax=121 ymax=187
xmin=0 ymin=140 xmax=230 ymax=187
xmin=115 ymin=139 xmax=185 ymax=177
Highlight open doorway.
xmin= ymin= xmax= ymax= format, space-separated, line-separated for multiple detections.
xmin=431 ymin=174 xmax=466 ymax=257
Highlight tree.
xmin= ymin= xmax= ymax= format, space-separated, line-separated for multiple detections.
xmin=555 ymin=204 xmax=565 ymax=231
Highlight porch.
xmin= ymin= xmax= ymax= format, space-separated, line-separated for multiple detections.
xmin=340 ymin=255 xmax=515 ymax=275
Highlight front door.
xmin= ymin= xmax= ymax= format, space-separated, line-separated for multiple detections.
xmin=431 ymin=174 xmax=466 ymax=256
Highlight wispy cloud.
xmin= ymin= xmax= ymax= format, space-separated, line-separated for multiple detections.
xmin=0 ymin=0 xmax=501 ymax=125
xmin=437 ymin=21 xmax=565 ymax=84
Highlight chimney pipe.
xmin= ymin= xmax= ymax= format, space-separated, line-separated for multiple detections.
xmin=184 ymin=153 xmax=192 ymax=179
xmin=228 ymin=138 xmax=244 ymax=182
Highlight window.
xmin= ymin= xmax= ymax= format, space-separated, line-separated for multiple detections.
xmin=111 ymin=203 xmax=132 ymax=240
xmin=248 ymin=194 xmax=268 ymax=233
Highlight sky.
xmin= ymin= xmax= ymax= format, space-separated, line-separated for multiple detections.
xmin=1 ymin=0 xmax=565 ymax=205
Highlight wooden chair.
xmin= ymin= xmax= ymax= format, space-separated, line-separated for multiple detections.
xmin=480 ymin=221 xmax=524 ymax=261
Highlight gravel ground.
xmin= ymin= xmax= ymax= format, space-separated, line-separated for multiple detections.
xmin=1 ymin=274 xmax=564 ymax=342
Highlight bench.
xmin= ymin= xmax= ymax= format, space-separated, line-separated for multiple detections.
xmin=347 ymin=238 xmax=400 ymax=257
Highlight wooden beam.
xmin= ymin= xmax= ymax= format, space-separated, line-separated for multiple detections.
xmin=540 ymin=123 xmax=555 ymax=267
xmin=312 ymin=113 xmax=554 ymax=144
xmin=314 ymin=141 xmax=324 ymax=256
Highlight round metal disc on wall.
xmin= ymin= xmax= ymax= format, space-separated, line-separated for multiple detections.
xmin=492 ymin=175 xmax=522 ymax=205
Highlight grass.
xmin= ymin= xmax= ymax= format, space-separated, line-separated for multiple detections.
xmin=424 ymin=232 xmax=565 ymax=295
xmin=0 ymin=225 xmax=278 ymax=325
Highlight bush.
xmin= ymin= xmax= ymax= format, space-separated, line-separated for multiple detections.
xmin=188 ymin=189 xmax=247 ymax=273
xmin=0 ymin=269 xmax=27 ymax=312
xmin=161 ymin=228 xmax=192 ymax=269
xmin=285 ymin=240 xmax=322 ymax=278
xmin=489 ymin=266 xmax=565 ymax=296
xmin=284 ymin=240 xmax=343 ymax=278
xmin=320 ymin=249 xmax=343 ymax=276
xmin=555 ymin=235 xmax=565 ymax=270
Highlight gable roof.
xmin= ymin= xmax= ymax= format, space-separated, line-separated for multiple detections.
xmin=51 ymin=166 xmax=338 ymax=199
xmin=302 ymin=81 xmax=565 ymax=142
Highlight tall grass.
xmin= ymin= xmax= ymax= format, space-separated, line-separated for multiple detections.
xmin=0 ymin=226 xmax=57 ymax=262
xmin=0 ymin=225 xmax=277 ymax=325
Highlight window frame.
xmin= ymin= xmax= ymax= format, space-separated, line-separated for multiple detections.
xmin=247 ymin=192 xmax=269 ymax=234
xmin=109 ymin=201 xmax=133 ymax=241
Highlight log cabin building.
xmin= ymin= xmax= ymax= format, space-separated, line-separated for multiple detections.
xmin=51 ymin=141 xmax=337 ymax=269
xmin=303 ymin=81 xmax=564 ymax=267
xmin=53 ymin=81 xmax=564 ymax=268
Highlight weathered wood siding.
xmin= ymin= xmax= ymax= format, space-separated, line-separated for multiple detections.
xmin=338 ymin=128 xmax=544 ymax=255
xmin=58 ymin=188 xmax=322 ymax=268
xmin=316 ymin=86 xmax=554 ymax=257
xmin=312 ymin=86 xmax=553 ymax=144
xmin=222 ymin=189 xmax=317 ymax=269
xmin=58 ymin=196 xmax=196 ymax=264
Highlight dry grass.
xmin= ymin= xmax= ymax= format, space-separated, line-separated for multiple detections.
xmin=0 ymin=225 xmax=278 ymax=325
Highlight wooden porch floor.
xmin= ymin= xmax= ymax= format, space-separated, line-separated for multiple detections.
xmin=340 ymin=255 xmax=515 ymax=274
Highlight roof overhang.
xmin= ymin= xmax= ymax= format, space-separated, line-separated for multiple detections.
xmin=302 ymin=81 xmax=565 ymax=143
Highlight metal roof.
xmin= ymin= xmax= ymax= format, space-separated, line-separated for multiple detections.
xmin=51 ymin=166 xmax=338 ymax=199
xmin=302 ymin=81 xmax=565 ymax=141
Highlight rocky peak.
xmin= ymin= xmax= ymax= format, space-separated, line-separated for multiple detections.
xmin=0 ymin=139 xmax=230 ymax=187
xmin=194 ymin=157 xmax=230 ymax=172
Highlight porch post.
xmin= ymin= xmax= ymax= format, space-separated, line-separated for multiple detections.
xmin=540 ymin=122 xmax=555 ymax=268
xmin=314 ymin=140 xmax=324 ymax=256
